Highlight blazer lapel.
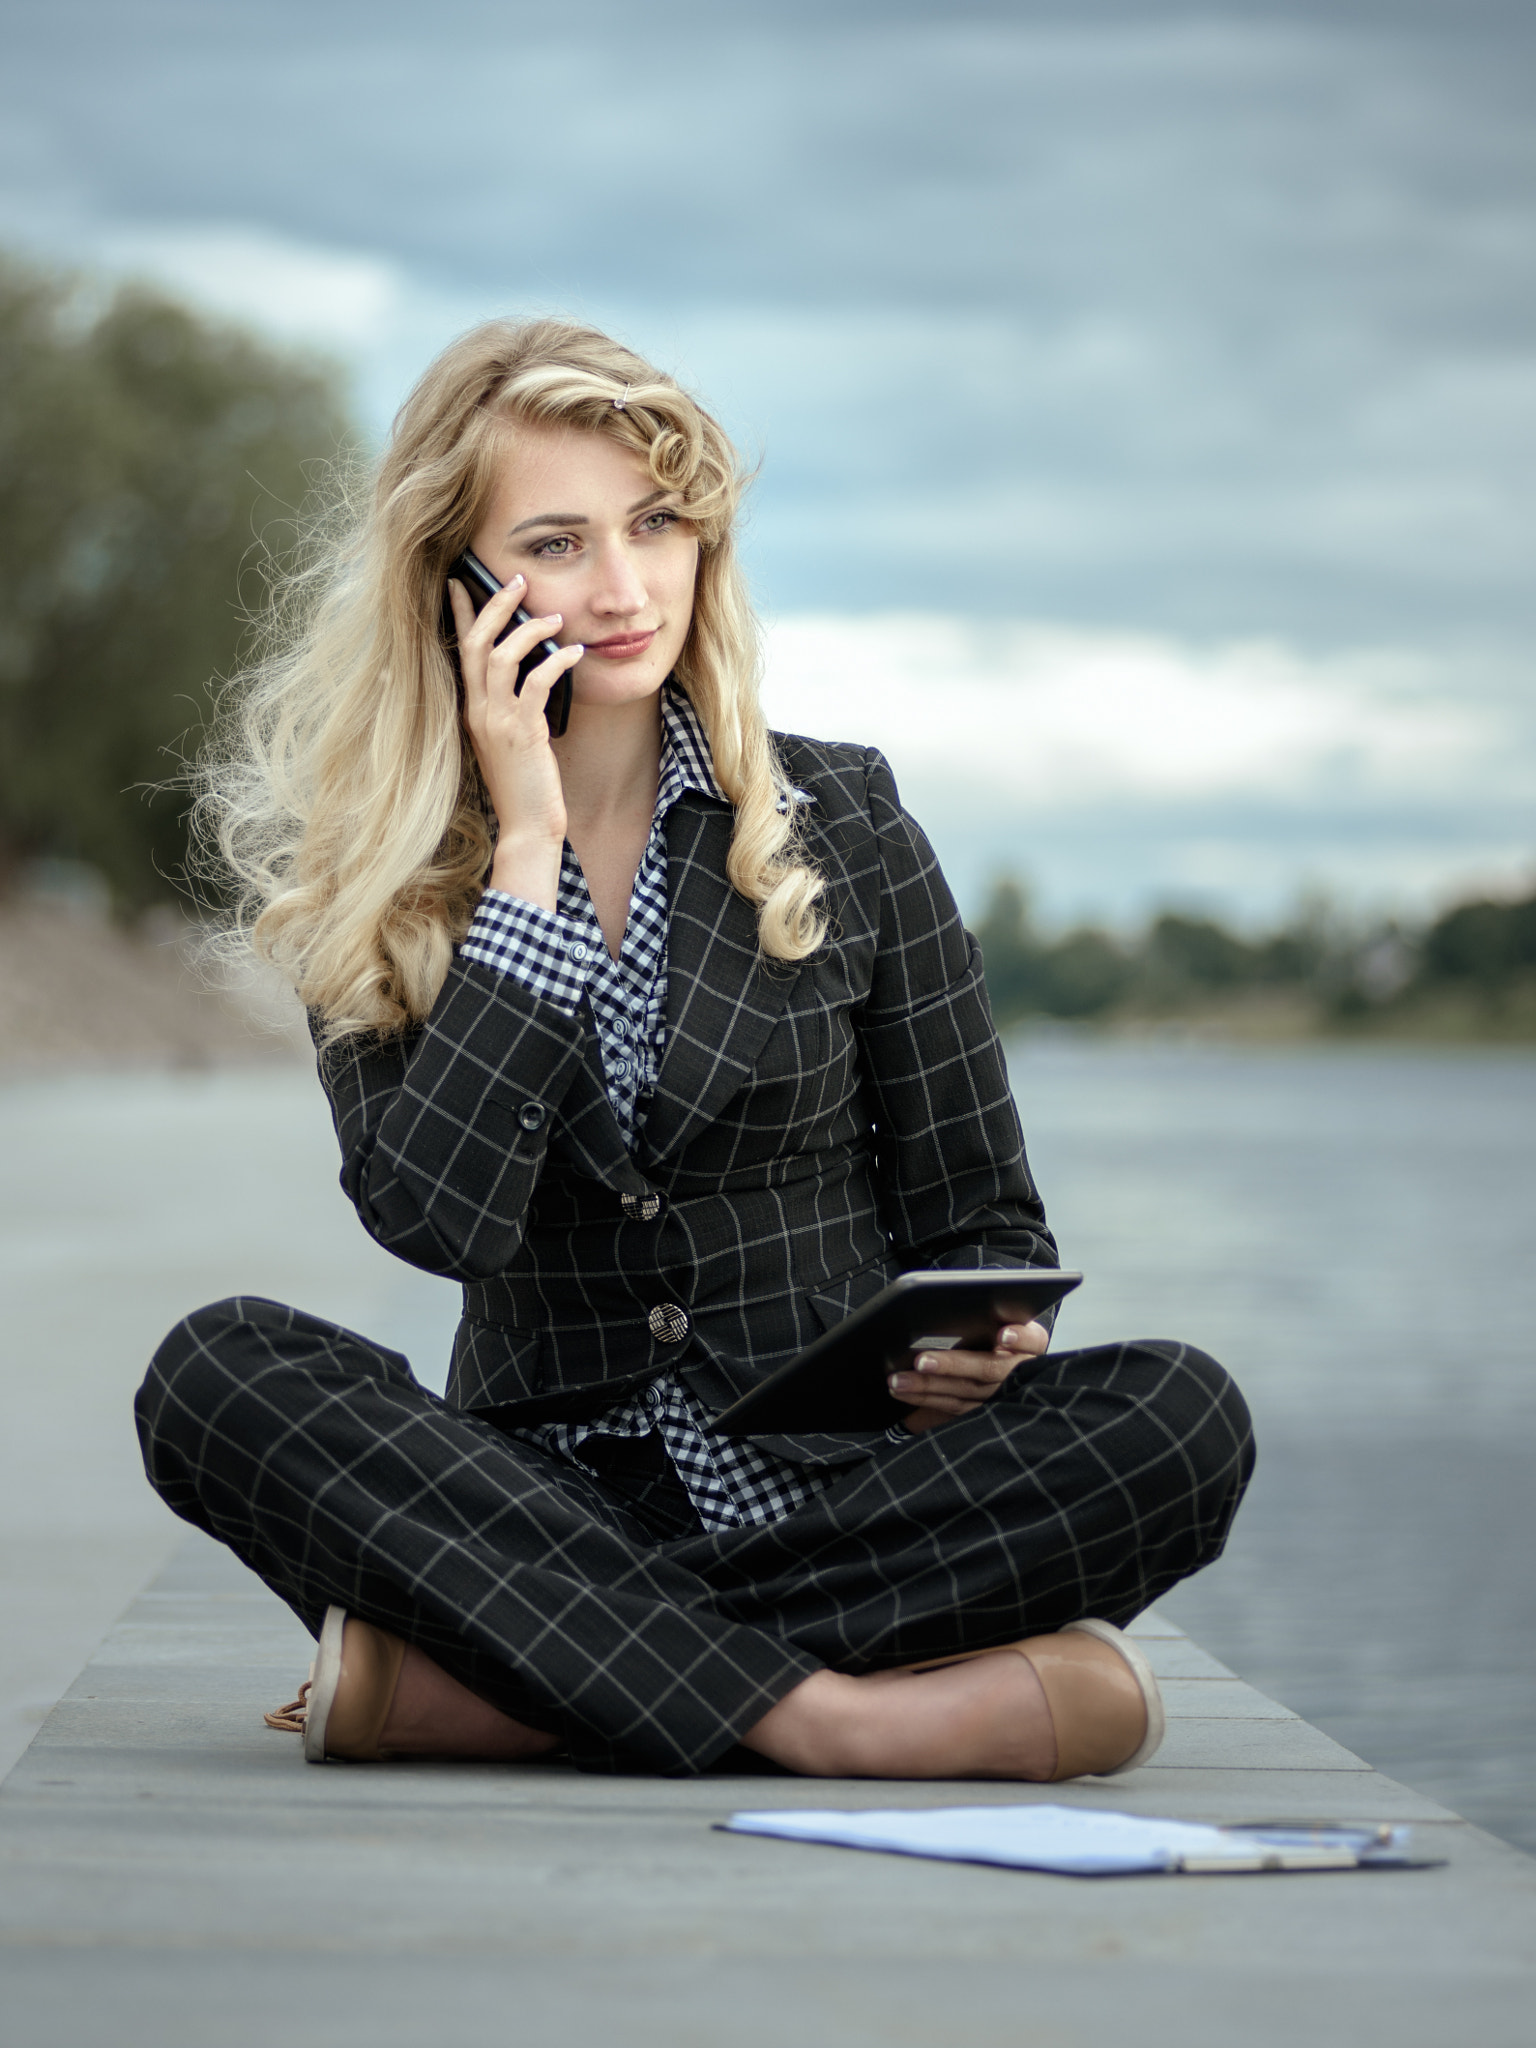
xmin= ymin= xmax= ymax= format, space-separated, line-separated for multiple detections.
xmin=639 ymin=796 xmax=801 ymax=1164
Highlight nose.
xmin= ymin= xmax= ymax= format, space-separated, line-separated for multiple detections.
xmin=589 ymin=539 xmax=648 ymax=621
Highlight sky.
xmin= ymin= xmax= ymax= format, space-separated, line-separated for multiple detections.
xmin=2 ymin=0 xmax=1533 ymax=927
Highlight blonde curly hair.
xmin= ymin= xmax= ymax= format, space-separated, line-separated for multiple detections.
xmin=196 ymin=318 xmax=825 ymax=1042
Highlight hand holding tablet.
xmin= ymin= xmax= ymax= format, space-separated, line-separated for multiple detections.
xmin=713 ymin=1270 xmax=1084 ymax=1434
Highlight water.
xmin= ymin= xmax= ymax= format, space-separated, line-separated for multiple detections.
xmin=1008 ymin=1034 xmax=1536 ymax=1853
xmin=2 ymin=1044 xmax=1533 ymax=1847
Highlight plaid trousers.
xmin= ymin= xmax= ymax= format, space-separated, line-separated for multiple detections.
xmin=136 ymin=1296 xmax=1254 ymax=1775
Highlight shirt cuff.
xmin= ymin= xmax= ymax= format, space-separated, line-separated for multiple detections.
xmin=459 ymin=889 xmax=594 ymax=1015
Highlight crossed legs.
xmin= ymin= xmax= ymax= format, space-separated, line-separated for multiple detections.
xmin=137 ymin=1298 xmax=1253 ymax=1776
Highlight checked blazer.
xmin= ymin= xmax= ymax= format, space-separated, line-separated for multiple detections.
xmin=317 ymin=734 xmax=1058 ymax=1467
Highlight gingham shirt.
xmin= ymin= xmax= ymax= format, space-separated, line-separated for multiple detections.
xmin=457 ymin=687 xmax=848 ymax=1532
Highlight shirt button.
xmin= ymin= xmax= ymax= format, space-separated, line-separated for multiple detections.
xmin=569 ymin=942 xmax=589 ymax=964
xmin=612 ymin=1058 xmax=629 ymax=1077
xmin=647 ymin=1303 xmax=689 ymax=1345
xmin=518 ymin=1101 xmax=546 ymax=1132
xmin=621 ymin=1193 xmax=662 ymax=1221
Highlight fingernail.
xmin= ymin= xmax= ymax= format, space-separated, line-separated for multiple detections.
xmin=915 ymin=1354 xmax=934 ymax=1373
xmin=888 ymin=1374 xmax=905 ymax=1392
xmin=510 ymin=573 xmax=525 ymax=586
xmin=572 ymin=643 xmax=585 ymax=656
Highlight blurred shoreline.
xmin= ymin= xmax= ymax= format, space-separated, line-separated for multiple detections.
xmin=0 ymin=895 xmax=309 ymax=1074
xmin=4 ymin=891 xmax=1532 ymax=1075
xmin=1086 ymin=986 xmax=1536 ymax=1047
xmin=976 ymin=874 xmax=1536 ymax=1045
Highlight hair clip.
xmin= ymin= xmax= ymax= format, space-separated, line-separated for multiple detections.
xmin=613 ymin=383 xmax=629 ymax=411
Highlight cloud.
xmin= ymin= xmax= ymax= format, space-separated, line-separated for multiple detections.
xmin=761 ymin=614 xmax=1534 ymax=921
xmin=3 ymin=3 xmax=1534 ymax=641
xmin=763 ymin=617 xmax=1508 ymax=802
xmin=0 ymin=0 xmax=1531 ymax=919
xmin=92 ymin=225 xmax=403 ymax=353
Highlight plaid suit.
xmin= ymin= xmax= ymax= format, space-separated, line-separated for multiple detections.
xmin=137 ymin=737 xmax=1254 ymax=1773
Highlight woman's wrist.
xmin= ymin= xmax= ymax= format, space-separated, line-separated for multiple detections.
xmin=488 ymin=833 xmax=563 ymax=911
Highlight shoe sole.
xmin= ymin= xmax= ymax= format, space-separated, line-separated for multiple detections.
xmin=1061 ymin=1617 xmax=1166 ymax=1772
xmin=303 ymin=1606 xmax=347 ymax=1765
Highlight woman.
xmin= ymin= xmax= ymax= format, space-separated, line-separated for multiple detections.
xmin=137 ymin=319 xmax=1253 ymax=1780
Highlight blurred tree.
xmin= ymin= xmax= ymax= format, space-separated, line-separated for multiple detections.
xmin=1254 ymin=925 xmax=1327 ymax=985
xmin=972 ymin=869 xmax=1535 ymax=1037
xmin=0 ymin=252 xmax=352 ymax=909
xmin=1419 ymin=893 xmax=1536 ymax=990
xmin=974 ymin=875 xmax=1040 ymax=1019
xmin=1034 ymin=927 xmax=1131 ymax=1018
xmin=1145 ymin=912 xmax=1255 ymax=992
xmin=974 ymin=875 xmax=1130 ymax=1022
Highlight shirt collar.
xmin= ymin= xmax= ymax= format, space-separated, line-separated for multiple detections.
xmin=658 ymin=684 xmax=729 ymax=815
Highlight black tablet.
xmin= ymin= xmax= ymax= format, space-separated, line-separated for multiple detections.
xmin=712 ymin=1269 xmax=1083 ymax=1434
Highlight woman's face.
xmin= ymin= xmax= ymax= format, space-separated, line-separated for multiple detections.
xmin=469 ymin=423 xmax=700 ymax=712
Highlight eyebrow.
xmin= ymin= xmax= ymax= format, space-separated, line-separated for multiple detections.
xmin=507 ymin=488 xmax=674 ymax=537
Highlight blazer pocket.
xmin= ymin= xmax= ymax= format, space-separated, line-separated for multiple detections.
xmin=804 ymin=1257 xmax=895 ymax=1338
xmin=447 ymin=1316 xmax=544 ymax=1412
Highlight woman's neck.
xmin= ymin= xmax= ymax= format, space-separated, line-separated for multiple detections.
xmin=551 ymin=690 xmax=666 ymax=959
xmin=552 ymin=689 xmax=664 ymax=839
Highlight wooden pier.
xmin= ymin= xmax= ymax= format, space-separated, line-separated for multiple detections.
xmin=3 ymin=1528 xmax=1533 ymax=2047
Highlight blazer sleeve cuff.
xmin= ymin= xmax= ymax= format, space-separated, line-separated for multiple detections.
xmin=459 ymin=888 xmax=593 ymax=1016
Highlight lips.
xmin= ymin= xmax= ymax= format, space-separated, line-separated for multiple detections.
xmin=583 ymin=630 xmax=656 ymax=660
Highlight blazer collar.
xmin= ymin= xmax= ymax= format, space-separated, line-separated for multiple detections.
xmin=548 ymin=687 xmax=733 ymax=1192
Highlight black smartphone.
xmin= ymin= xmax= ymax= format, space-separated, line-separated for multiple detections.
xmin=444 ymin=547 xmax=573 ymax=738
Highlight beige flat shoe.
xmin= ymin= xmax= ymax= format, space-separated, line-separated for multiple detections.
xmin=263 ymin=1606 xmax=407 ymax=1763
xmin=902 ymin=1617 xmax=1165 ymax=1780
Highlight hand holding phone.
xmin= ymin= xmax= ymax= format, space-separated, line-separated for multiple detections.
xmin=443 ymin=547 xmax=574 ymax=738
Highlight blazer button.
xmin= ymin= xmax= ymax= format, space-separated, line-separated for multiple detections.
xmin=621 ymin=1192 xmax=662 ymax=1221
xmin=518 ymin=1101 xmax=546 ymax=1132
xmin=647 ymin=1303 xmax=690 ymax=1345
